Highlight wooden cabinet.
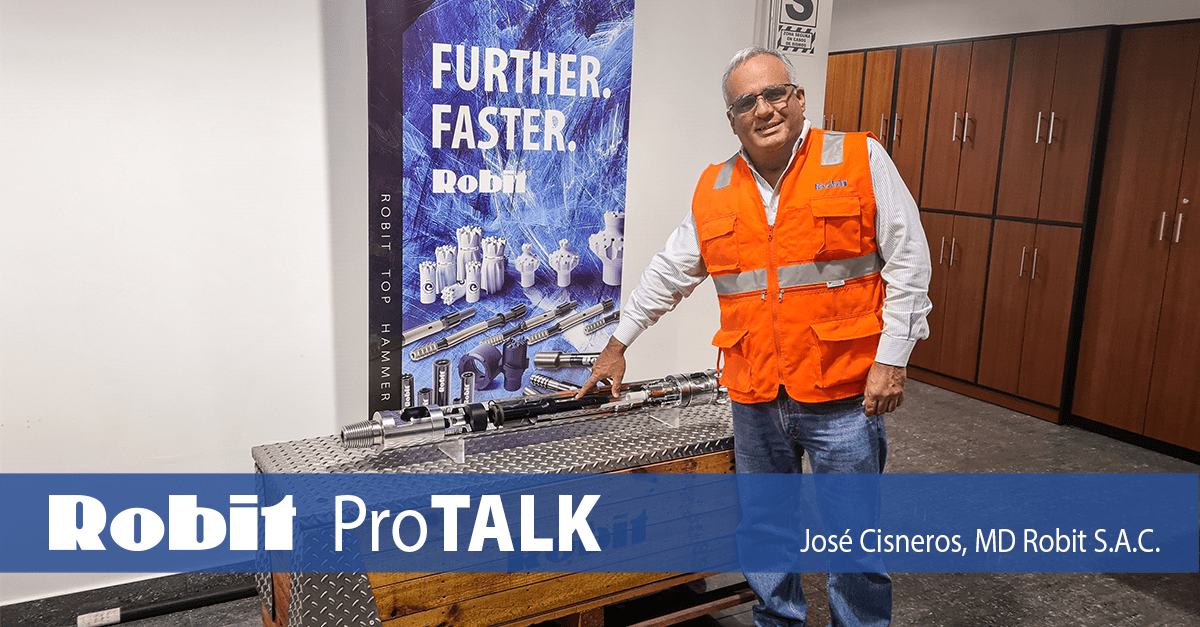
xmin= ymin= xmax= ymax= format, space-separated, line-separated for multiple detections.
xmin=860 ymin=49 xmax=897 ymax=138
xmin=821 ymin=21 xmax=1200 ymax=450
xmin=1145 ymin=118 xmax=1200 ymax=448
xmin=909 ymin=212 xmax=990 ymax=380
xmin=996 ymin=30 xmax=1108 ymax=223
xmin=978 ymin=221 xmax=1081 ymax=406
xmin=955 ymin=38 xmax=1012 ymax=216
xmin=891 ymin=46 xmax=934 ymax=200
xmin=921 ymin=39 xmax=1012 ymax=214
xmin=920 ymin=42 xmax=971 ymax=210
xmin=1073 ymin=22 xmax=1200 ymax=450
xmin=908 ymin=212 xmax=954 ymax=371
xmin=824 ymin=52 xmax=864 ymax=131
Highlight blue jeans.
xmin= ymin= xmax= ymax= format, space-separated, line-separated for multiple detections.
xmin=732 ymin=389 xmax=891 ymax=627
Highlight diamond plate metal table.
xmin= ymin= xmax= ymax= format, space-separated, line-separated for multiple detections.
xmin=252 ymin=403 xmax=735 ymax=627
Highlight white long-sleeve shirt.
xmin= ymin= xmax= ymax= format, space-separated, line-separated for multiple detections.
xmin=613 ymin=120 xmax=932 ymax=367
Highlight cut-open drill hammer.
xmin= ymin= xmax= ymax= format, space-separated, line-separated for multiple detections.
xmin=526 ymin=298 xmax=614 ymax=345
xmin=401 ymin=307 xmax=476 ymax=346
xmin=340 ymin=369 xmax=727 ymax=451
xmin=533 ymin=351 xmax=600 ymax=370
xmin=481 ymin=300 xmax=577 ymax=346
xmin=410 ymin=304 xmax=527 ymax=360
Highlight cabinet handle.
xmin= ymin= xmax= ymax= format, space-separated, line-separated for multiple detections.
xmin=949 ymin=237 xmax=957 ymax=266
xmin=952 ymin=112 xmax=959 ymax=141
xmin=1031 ymin=248 xmax=1039 ymax=280
xmin=962 ymin=112 xmax=970 ymax=142
xmin=880 ymin=114 xmax=887 ymax=138
xmin=939 ymin=236 xmax=946 ymax=264
xmin=1047 ymin=112 xmax=1056 ymax=145
xmin=830 ymin=115 xmax=835 ymax=131
xmin=1019 ymin=246 xmax=1027 ymax=277
xmin=823 ymin=114 xmax=828 ymax=128
xmin=892 ymin=114 xmax=900 ymax=142
xmin=1035 ymin=111 xmax=1043 ymax=144
xmin=1175 ymin=213 xmax=1184 ymax=243
xmin=1160 ymin=212 xmax=1168 ymax=241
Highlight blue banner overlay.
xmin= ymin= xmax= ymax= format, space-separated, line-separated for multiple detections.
xmin=1 ymin=474 xmax=1195 ymax=574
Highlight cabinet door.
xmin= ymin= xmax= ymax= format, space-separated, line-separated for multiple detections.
xmin=954 ymin=37 xmax=1013 ymax=216
xmin=1073 ymin=24 xmax=1200 ymax=433
xmin=938 ymin=215 xmax=992 ymax=381
xmin=921 ymin=43 xmax=971 ymax=210
xmin=977 ymin=220 xmax=1036 ymax=394
xmin=908 ymin=212 xmax=955 ymax=371
xmin=892 ymin=46 xmax=934 ymax=200
xmin=1038 ymin=28 xmax=1108 ymax=223
xmin=825 ymin=52 xmax=864 ymax=131
xmin=860 ymin=49 xmax=897 ymax=138
xmin=1144 ymin=50 xmax=1200 ymax=451
xmin=1017 ymin=225 xmax=1081 ymax=407
xmin=996 ymin=34 xmax=1059 ymax=220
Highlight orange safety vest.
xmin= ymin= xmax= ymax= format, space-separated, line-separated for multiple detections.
xmin=693 ymin=129 xmax=885 ymax=405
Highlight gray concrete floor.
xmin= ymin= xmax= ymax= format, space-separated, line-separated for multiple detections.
xmin=4 ymin=380 xmax=1197 ymax=626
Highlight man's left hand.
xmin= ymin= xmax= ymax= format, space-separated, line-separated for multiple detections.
xmin=863 ymin=362 xmax=906 ymax=417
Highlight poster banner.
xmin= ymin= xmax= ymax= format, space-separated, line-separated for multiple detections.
xmin=369 ymin=1 xmax=636 ymax=414
xmin=776 ymin=0 xmax=819 ymax=55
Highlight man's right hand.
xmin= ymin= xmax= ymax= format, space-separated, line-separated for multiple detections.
xmin=575 ymin=336 xmax=629 ymax=399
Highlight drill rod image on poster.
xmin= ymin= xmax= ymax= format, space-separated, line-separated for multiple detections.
xmin=584 ymin=310 xmax=621 ymax=334
xmin=410 ymin=304 xmax=528 ymax=360
xmin=526 ymin=298 xmax=615 ymax=345
xmin=401 ymin=306 xmax=477 ymax=346
xmin=481 ymin=300 xmax=578 ymax=346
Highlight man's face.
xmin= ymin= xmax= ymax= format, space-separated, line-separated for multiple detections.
xmin=725 ymin=54 xmax=806 ymax=166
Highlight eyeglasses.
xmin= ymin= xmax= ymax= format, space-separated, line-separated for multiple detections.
xmin=728 ymin=84 xmax=799 ymax=116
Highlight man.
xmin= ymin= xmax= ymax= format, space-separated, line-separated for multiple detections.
xmin=577 ymin=46 xmax=931 ymax=626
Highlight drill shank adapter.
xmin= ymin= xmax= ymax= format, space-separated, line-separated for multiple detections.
xmin=340 ymin=369 xmax=727 ymax=451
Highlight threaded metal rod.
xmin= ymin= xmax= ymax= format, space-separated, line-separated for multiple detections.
xmin=341 ymin=418 xmax=386 ymax=449
xmin=530 ymin=374 xmax=581 ymax=392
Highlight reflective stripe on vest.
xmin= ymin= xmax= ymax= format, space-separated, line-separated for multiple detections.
xmin=711 ymin=251 xmax=883 ymax=295
xmin=712 ymin=135 xmax=843 ymax=190
xmin=713 ymin=154 xmax=739 ymax=190
xmin=822 ymin=132 xmax=844 ymax=166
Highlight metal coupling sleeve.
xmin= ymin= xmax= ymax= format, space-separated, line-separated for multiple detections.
xmin=502 ymin=338 xmax=529 ymax=392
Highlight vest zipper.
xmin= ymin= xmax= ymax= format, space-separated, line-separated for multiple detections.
xmin=766 ymin=223 xmax=785 ymax=382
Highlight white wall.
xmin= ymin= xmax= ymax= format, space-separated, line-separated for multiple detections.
xmin=0 ymin=0 xmax=341 ymax=603
xmin=618 ymin=0 xmax=753 ymax=381
xmin=829 ymin=0 xmax=1200 ymax=51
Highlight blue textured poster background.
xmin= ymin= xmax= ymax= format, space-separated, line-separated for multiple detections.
xmin=369 ymin=0 xmax=635 ymax=411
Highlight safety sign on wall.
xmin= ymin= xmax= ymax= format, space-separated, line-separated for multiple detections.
xmin=776 ymin=0 xmax=820 ymax=55
xmin=367 ymin=0 xmax=635 ymax=414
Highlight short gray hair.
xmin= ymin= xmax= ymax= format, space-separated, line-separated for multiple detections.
xmin=721 ymin=46 xmax=796 ymax=107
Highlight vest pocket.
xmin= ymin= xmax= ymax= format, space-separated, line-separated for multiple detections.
xmin=810 ymin=311 xmax=881 ymax=389
xmin=810 ymin=197 xmax=862 ymax=257
xmin=712 ymin=327 xmax=750 ymax=392
xmin=697 ymin=214 xmax=739 ymax=272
